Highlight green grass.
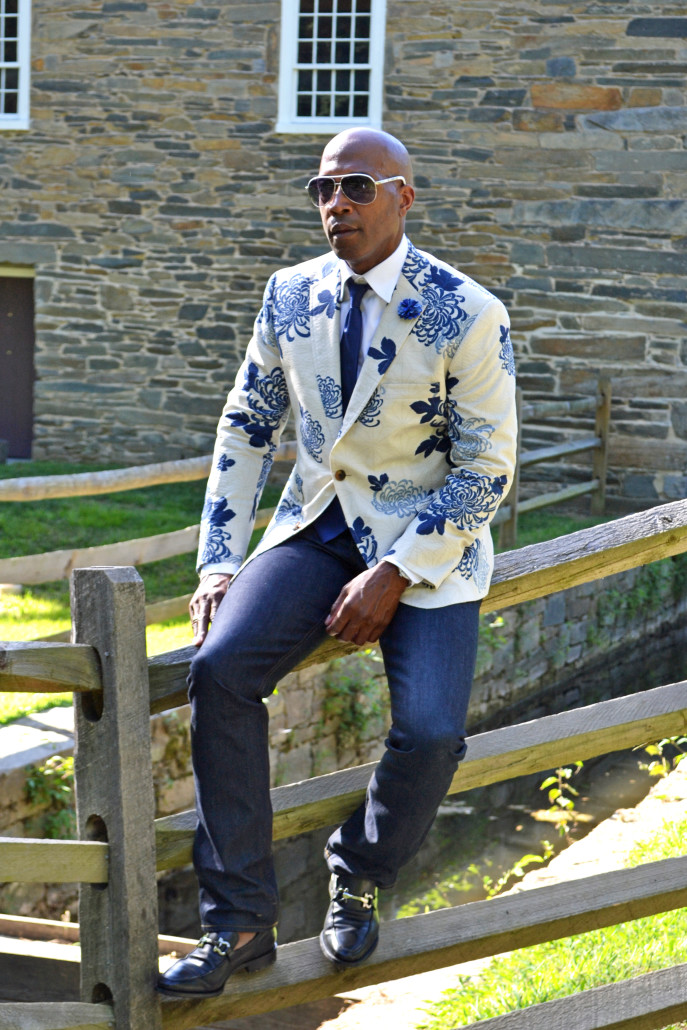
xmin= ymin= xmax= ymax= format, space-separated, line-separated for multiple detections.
xmin=417 ymin=815 xmax=687 ymax=1029
xmin=0 ymin=459 xmax=285 ymax=723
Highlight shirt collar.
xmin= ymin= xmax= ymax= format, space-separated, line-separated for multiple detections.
xmin=336 ymin=235 xmax=409 ymax=304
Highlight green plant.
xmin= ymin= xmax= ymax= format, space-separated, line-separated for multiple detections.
xmin=636 ymin=736 xmax=687 ymax=779
xmin=472 ymin=839 xmax=555 ymax=899
xmin=321 ymin=649 xmax=387 ymax=755
xmin=25 ymin=755 xmax=76 ymax=840
xmin=540 ymin=761 xmax=583 ymax=840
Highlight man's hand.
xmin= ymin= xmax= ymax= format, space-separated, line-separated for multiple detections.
xmin=189 ymin=573 xmax=233 ymax=647
xmin=325 ymin=561 xmax=409 ymax=646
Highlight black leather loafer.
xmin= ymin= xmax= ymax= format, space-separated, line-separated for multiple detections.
xmin=319 ymin=872 xmax=379 ymax=966
xmin=157 ymin=929 xmax=277 ymax=997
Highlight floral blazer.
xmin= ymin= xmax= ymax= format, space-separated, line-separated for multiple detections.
xmin=197 ymin=240 xmax=517 ymax=608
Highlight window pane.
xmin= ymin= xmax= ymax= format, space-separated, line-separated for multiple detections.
xmin=353 ymin=40 xmax=369 ymax=63
xmin=3 ymin=41 xmax=18 ymax=63
xmin=335 ymin=39 xmax=350 ymax=63
xmin=5 ymin=68 xmax=18 ymax=90
xmin=319 ymin=0 xmax=334 ymax=13
xmin=354 ymin=15 xmax=370 ymax=39
xmin=298 ymin=40 xmax=313 ymax=63
xmin=357 ymin=0 xmax=372 ymax=12
xmin=297 ymin=93 xmax=312 ymax=117
xmin=318 ymin=68 xmax=331 ymax=91
xmin=337 ymin=15 xmax=352 ymax=38
xmin=316 ymin=39 xmax=331 ymax=62
xmin=315 ymin=93 xmax=331 ymax=117
xmin=354 ymin=69 xmax=369 ymax=92
xmin=334 ymin=93 xmax=349 ymax=117
xmin=353 ymin=93 xmax=368 ymax=117
xmin=317 ymin=15 xmax=332 ymax=40
xmin=298 ymin=69 xmax=313 ymax=92
xmin=338 ymin=0 xmax=352 ymax=11
xmin=335 ymin=68 xmax=351 ymax=91
xmin=299 ymin=15 xmax=314 ymax=38
xmin=6 ymin=0 xmax=19 ymax=12
xmin=5 ymin=17 xmax=19 ymax=41
xmin=300 ymin=0 xmax=315 ymax=11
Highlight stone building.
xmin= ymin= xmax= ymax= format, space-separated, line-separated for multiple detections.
xmin=0 ymin=1 xmax=685 ymax=509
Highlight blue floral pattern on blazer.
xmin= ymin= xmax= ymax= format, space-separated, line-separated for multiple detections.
xmin=197 ymin=238 xmax=518 ymax=605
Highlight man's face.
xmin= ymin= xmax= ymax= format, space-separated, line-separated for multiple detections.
xmin=317 ymin=142 xmax=414 ymax=274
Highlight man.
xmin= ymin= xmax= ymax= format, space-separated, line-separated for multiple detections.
xmin=158 ymin=128 xmax=517 ymax=997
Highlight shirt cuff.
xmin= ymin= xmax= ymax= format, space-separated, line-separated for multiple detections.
xmin=381 ymin=557 xmax=421 ymax=587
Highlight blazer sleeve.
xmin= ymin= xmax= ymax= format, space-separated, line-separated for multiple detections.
xmin=197 ymin=275 xmax=291 ymax=576
xmin=383 ymin=297 xmax=517 ymax=589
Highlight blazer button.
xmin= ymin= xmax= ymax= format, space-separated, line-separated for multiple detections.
xmin=334 ymin=469 xmax=347 ymax=481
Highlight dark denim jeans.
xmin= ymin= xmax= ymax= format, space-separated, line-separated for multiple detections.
xmin=188 ymin=524 xmax=480 ymax=933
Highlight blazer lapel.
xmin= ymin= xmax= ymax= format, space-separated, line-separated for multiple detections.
xmin=308 ymin=263 xmax=345 ymax=428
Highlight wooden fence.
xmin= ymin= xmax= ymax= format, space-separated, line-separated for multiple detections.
xmin=495 ymin=377 xmax=611 ymax=548
xmin=0 ymin=497 xmax=686 ymax=1029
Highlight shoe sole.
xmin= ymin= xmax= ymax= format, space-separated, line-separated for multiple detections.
xmin=319 ymin=929 xmax=379 ymax=968
xmin=157 ymin=945 xmax=277 ymax=998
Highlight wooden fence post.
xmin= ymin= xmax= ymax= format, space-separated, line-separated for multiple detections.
xmin=71 ymin=567 xmax=161 ymax=1030
xmin=498 ymin=387 xmax=523 ymax=551
xmin=592 ymin=377 xmax=612 ymax=516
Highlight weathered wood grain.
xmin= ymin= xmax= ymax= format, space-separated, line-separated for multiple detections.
xmin=0 ymin=642 xmax=101 ymax=693
xmin=0 ymin=936 xmax=80 ymax=1003
xmin=454 ymin=961 xmax=687 ymax=1029
xmin=72 ymin=568 xmax=161 ymax=1030
xmin=0 ymin=839 xmax=108 ymax=884
xmin=0 ymin=440 xmax=295 ymax=502
xmin=486 ymin=497 xmax=687 ymax=612
xmin=0 ymin=458 xmax=212 ymax=502
xmin=521 ymin=396 xmax=596 ymax=420
xmin=154 ymin=679 xmax=687 ymax=870
xmin=0 ymin=1002 xmax=113 ymax=1029
xmin=515 ymin=478 xmax=600 ymax=514
xmin=158 ymin=854 xmax=687 ymax=1027
xmin=519 ymin=434 xmax=600 ymax=467
xmin=592 ymin=378 xmax=612 ymax=516
xmin=0 ymin=526 xmax=200 ymax=585
xmin=0 ymin=512 xmax=278 ymax=586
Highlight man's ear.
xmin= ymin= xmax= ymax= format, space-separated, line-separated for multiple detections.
xmin=400 ymin=183 xmax=415 ymax=217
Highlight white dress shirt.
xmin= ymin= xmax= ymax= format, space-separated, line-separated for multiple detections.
xmin=335 ymin=235 xmax=420 ymax=586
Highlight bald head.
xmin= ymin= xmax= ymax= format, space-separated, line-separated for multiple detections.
xmin=319 ymin=128 xmax=413 ymax=183
xmin=316 ymin=128 xmax=416 ymax=274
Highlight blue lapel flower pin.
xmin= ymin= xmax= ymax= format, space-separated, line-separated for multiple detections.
xmin=398 ymin=298 xmax=423 ymax=319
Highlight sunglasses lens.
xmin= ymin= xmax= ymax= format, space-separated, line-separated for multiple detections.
xmin=307 ymin=178 xmax=333 ymax=206
xmin=341 ymin=175 xmax=377 ymax=205
xmin=307 ymin=174 xmax=379 ymax=206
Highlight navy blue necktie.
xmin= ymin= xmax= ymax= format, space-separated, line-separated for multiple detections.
xmin=340 ymin=279 xmax=369 ymax=412
xmin=313 ymin=278 xmax=369 ymax=542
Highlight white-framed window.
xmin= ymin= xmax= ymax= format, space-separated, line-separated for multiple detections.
xmin=276 ymin=0 xmax=386 ymax=134
xmin=0 ymin=0 xmax=30 ymax=130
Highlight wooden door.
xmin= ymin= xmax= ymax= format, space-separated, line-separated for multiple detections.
xmin=0 ymin=276 xmax=35 ymax=458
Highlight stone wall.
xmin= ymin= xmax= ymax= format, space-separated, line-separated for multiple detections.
xmin=0 ymin=1 xmax=685 ymax=505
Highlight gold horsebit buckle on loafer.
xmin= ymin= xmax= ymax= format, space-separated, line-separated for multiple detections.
xmin=198 ymin=933 xmax=233 ymax=957
xmin=331 ymin=884 xmax=375 ymax=910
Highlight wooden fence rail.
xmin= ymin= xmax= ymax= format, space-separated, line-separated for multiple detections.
xmin=0 ymin=497 xmax=686 ymax=1029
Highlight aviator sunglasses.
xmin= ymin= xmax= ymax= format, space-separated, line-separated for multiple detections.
xmin=306 ymin=173 xmax=406 ymax=208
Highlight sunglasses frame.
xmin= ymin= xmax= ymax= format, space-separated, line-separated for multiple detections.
xmin=306 ymin=173 xmax=407 ymax=208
